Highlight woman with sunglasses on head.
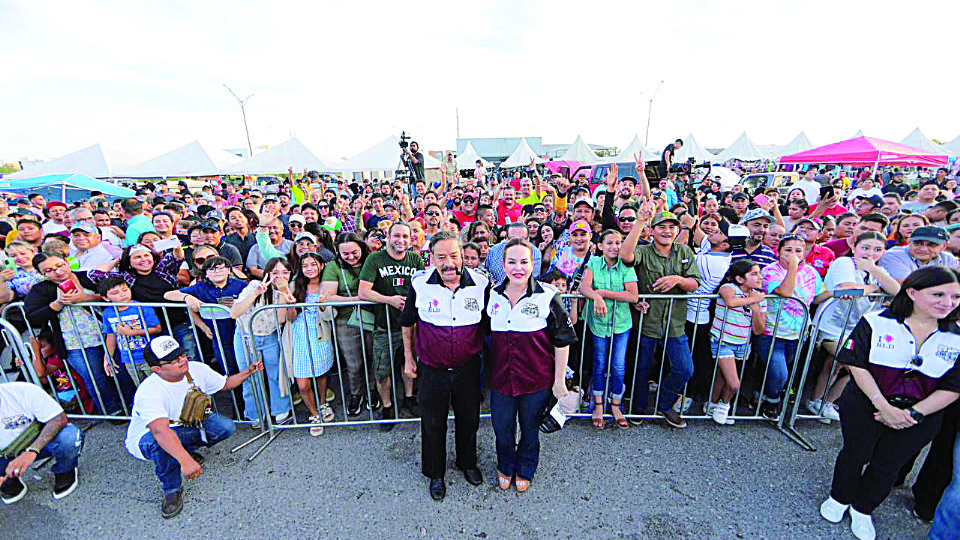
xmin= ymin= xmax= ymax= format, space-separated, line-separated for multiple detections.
xmin=286 ymin=252 xmax=335 ymax=435
xmin=820 ymin=266 xmax=960 ymax=540
xmin=230 ymin=257 xmax=296 ymax=426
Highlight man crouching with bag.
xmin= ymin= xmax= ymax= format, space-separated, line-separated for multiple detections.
xmin=124 ymin=335 xmax=262 ymax=518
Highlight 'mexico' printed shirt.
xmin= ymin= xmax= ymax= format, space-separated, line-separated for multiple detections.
xmin=839 ymin=309 xmax=960 ymax=401
xmin=487 ymin=279 xmax=578 ymax=396
xmin=400 ymin=267 xmax=488 ymax=370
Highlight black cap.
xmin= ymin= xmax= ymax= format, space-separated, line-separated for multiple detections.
xmin=200 ymin=219 xmax=221 ymax=231
xmin=731 ymin=193 xmax=749 ymax=201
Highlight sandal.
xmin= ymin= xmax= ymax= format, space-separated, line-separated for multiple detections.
xmin=320 ymin=404 xmax=335 ymax=423
xmin=611 ymin=403 xmax=629 ymax=430
xmin=515 ymin=477 xmax=531 ymax=492
xmin=309 ymin=416 xmax=323 ymax=437
xmin=497 ymin=472 xmax=512 ymax=491
xmin=592 ymin=405 xmax=605 ymax=430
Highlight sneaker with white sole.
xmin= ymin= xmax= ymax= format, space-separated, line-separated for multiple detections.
xmin=309 ymin=415 xmax=323 ymax=436
xmin=822 ymin=402 xmax=840 ymax=421
xmin=53 ymin=469 xmax=78 ymax=500
xmin=806 ymin=398 xmax=823 ymax=416
xmin=704 ymin=401 xmax=717 ymax=417
xmin=819 ymin=496 xmax=849 ymax=523
xmin=849 ymin=508 xmax=876 ymax=540
xmin=1 ymin=477 xmax=26 ymax=504
xmin=274 ymin=411 xmax=292 ymax=424
xmin=672 ymin=396 xmax=693 ymax=415
xmin=712 ymin=401 xmax=731 ymax=425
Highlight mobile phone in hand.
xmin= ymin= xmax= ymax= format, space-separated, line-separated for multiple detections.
xmin=59 ymin=280 xmax=78 ymax=294
xmin=753 ymin=194 xmax=769 ymax=207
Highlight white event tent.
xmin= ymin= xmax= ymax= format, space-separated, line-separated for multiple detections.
xmin=455 ymin=142 xmax=491 ymax=170
xmin=337 ymin=136 xmax=441 ymax=172
xmin=603 ymin=134 xmax=659 ymax=164
xmin=559 ymin=135 xmax=599 ymax=164
xmin=673 ymin=133 xmax=716 ymax=163
xmin=773 ymin=132 xmax=815 ymax=158
xmin=226 ymin=138 xmax=332 ymax=175
xmin=714 ymin=132 xmax=769 ymax=162
xmin=120 ymin=141 xmax=243 ymax=178
xmin=501 ymin=138 xmax=545 ymax=168
xmin=899 ymin=128 xmax=955 ymax=156
xmin=945 ymin=134 xmax=960 ymax=155
xmin=6 ymin=143 xmax=144 ymax=179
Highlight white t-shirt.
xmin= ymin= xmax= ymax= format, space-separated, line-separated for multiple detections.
xmin=847 ymin=187 xmax=883 ymax=202
xmin=816 ymin=257 xmax=880 ymax=342
xmin=42 ymin=221 xmax=68 ymax=236
xmin=124 ymin=362 xmax=227 ymax=460
xmin=792 ymin=179 xmax=822 ymax=205
xmin=686 ymin=250 xmax=732 ymax=325
xmin=0 ymin=382 xmax=63 ymax=448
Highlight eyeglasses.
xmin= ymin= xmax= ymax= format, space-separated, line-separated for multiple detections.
xmin=158 ymin=354 xmax=187 ymax=367
xmin=780 ymin=233 xmax=806 ymax=243
xmin=206 ymin=265 xmax=229 ymax=273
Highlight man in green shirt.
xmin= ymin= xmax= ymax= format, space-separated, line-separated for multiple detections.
xmin=359 ymin=222 xmax=425 ymax=430
xmin=620 ymin=211 xmax=701 ymax=428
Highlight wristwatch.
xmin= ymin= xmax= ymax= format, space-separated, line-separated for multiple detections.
xmin=25 ymin=447 xmax=41 ymax=455
xmin=908 ymin=407 xmax=925 ymax=422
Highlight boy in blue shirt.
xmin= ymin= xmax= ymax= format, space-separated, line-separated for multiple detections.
xmin=99 ymin=277 xmax=162 ymax=385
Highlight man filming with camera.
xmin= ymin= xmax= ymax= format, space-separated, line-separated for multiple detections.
xmin=402 ymin=139 xmax=425 ymax=183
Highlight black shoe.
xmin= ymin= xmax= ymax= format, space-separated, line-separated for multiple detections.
xmin=403 ymin=395 xmax=421 ymax=417
xmin=161 ymin=489 xmax=183 ymax=519
xmin=369 ymin=392 xmax=381 ymax=412
xmin=379 ymin=405 xmax=396 ymax=432
xmin=188 ymin=451 xmax=204 ymax=466
xmin=461 ymin=467 xmax=483 ymax=486
xmin=761 ymin=401 xmax=781 ymax=421
xmin=429 ymin=477 xmax=446 ymax=501
xmin=53 ymin=469 xmax=79 ymax=500
xmin=1 ymin=477 xmax=26 ymax=505
xmin=347 ymin=394 xmax=365 ymax=416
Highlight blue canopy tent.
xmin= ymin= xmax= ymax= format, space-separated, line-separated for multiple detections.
xmin=0 ymin=173 xmax=135 ymax=203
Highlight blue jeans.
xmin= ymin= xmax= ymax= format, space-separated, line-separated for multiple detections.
xmin=634 ymin=336 xmax=694 ymax=413
xmin=233 ymin=331 xmax=290 ymax=421
xmin=0 ymin=423 xmax=83 ymax=485
xmin=930 ymin=433 xmax=960 ymax=540
xmin=172 ymin=322 xmax=200 ymax=364
xmin=65 ymin=346 xmax=121 ymax=414
xmin=490 ymin=388 xmax=550 ymax=481
xmin=591 ymin=330 xmax=630 ymax=401
xmin=137 ymin=413 xmax=236 ymax=494
xmin=753 ymin=335 xmax=799 ymax=401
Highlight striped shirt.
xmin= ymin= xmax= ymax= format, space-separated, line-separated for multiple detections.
xmin=711 ymin=283 xmax=766 ymax=345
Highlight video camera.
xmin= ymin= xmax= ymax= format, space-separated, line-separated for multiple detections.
xmin=396 ymin=131 xmax=413 ymax=181
xmin=670 ymin=157 xmax=712 ymax=195
xmin=398 ymin=131 xmax=411 ymax=150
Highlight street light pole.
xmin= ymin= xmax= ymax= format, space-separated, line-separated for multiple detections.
xmin=223 ymin=84 xmax=255 ymax=158
xmin=644 ymin=80 xmax=664 ymax=147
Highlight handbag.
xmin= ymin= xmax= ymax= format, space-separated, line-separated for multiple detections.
xmin=179 ymin=372 xmax=212 ymax=427
xmin=1 ymin=420 xmax=42 ymax=460
xmin=341 ymin=267 xmax=375 ymax=331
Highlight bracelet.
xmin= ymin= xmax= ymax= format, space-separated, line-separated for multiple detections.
xmin=869 ymin=392 xmax=882 ymax=403
xmin=25 ymin=447 xmax=40 ymax=455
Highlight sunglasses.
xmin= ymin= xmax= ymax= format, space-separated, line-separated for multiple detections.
xmin=425 ymin=211 xmax=440 ymax=216
xmin=194 ymin=256 xmax=208 ymax=266
xmin=618 ymin=216 xmax=637 ymax=223
xmin=289 ymin=222 xmax=303 ymax=227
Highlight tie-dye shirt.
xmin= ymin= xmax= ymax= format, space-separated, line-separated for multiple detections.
xmin=762 ymin=262 xmax=825 ymax=340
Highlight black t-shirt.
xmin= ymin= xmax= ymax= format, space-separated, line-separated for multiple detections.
xmin=132 ymin=272 xmax=189 ymax=328
xmin=661 ymin=144 xmax=675 ymax=166
xmin=882 ymin=182 xmax=911 ymax=197
xmin=409 ymin=151 xmax=425 ymax=181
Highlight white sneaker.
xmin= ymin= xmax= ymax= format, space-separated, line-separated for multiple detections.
xmin=849 ymin=508 xmax=876 ymax=540
xmin=274 ymin=411 xmax=291 ymax=424
xmin=672 ymin=396 xmax=693 ymax=414
xmin=806 ymin=398 xmax=823 ymax=416
xmin=704 ymin=402 xmax=717 ymax=417
xmin=309 ymin=416 xmax=323 ymax=437
xmin=822 ymin=402 xmax=841 ymax=422
xmin=819 ymin=496 xmax=849 ymax=524
xmin=712 ymin=401 xmax=731 ymax=425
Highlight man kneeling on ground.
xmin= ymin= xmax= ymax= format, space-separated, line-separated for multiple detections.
xmin=0 ymin=382 xmax=83 ymax=504
xmin=124 ymin=335 xmax=262 ymax=518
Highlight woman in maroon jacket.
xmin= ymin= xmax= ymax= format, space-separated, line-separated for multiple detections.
xmin=822 ymin=266 xmax=960 ymax=540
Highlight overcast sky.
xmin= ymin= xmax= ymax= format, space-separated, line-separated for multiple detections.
xmin=2 ymin=0 xmax=958 ymax=163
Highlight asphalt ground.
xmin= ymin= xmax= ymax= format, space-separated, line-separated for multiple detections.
xmin=0 ymin=412 xmax=936 ymax=540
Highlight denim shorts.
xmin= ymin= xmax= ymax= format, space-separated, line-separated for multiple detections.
xmin=710 ymin=337 xmax=750 ymax=361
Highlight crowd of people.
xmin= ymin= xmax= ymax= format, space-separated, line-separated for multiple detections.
xmin=1 ymin=151 xmax=959 ymax=539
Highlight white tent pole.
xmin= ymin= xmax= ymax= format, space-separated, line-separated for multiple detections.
xmin=61 ymin=179 xmax=66 ymax=203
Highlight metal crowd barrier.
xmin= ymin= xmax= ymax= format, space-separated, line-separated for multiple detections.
xmin=0 ymin=289 xmax=880 ymax=459
xmin=0 ymin=301 xmax=259 ymax=445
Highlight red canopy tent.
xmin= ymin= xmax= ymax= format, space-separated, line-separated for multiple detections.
xmin=779 ymin=136 xmax=949 ymax=168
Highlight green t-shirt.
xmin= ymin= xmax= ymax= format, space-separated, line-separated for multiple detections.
xmin=516 ymin=191 xmax=544 ymax=207
xmin=321 ymin=259 xmax=362 ymax=320
xmin=358 ymin=249 xmax=424 ymax=330
xmin=584 ymin=256 xmax=637 ymax=338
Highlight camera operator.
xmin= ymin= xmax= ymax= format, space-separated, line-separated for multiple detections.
xmin=660 ymin=138 xmax=684 ymax=178
xmin=403 ymin=141 xmax=425 ymax=183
